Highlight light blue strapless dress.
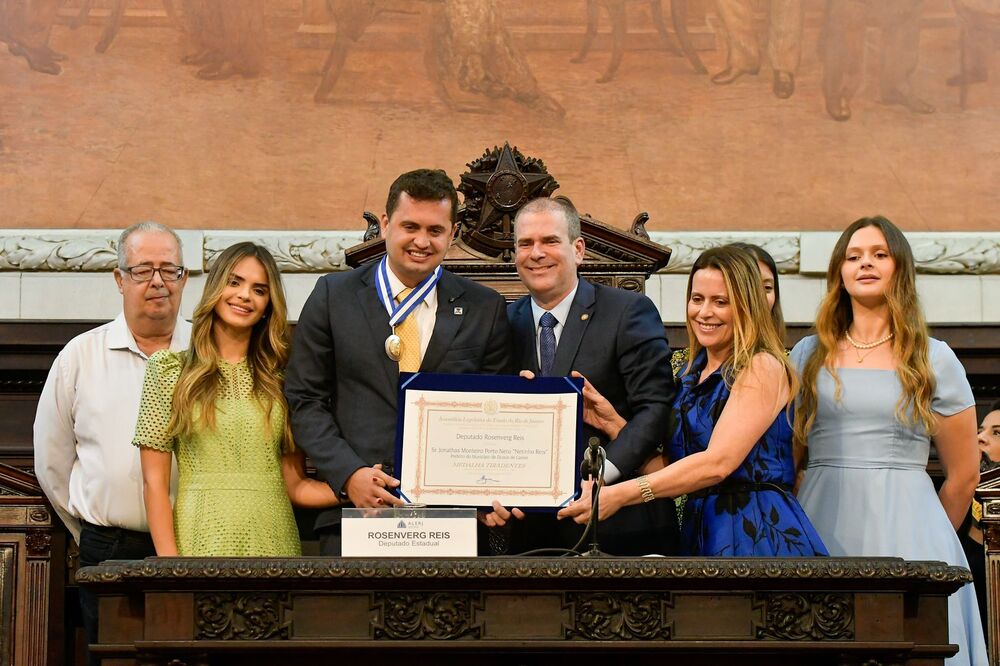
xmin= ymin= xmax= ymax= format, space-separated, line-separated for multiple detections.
xmin=792 ymin=336 xmax=987 ymax=666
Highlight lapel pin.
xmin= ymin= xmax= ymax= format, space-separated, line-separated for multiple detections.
xmin=581 ymin=313 xmax=590 ymax=321
xmin=454 ymin=307 xmax=464 ymax=315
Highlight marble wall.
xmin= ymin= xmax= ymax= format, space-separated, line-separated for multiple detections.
xmin=2 ymin=229 xmax=997 ymax=324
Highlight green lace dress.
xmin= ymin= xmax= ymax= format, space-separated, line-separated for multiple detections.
xmin=133 ymin=350 xmax=301 ymax=556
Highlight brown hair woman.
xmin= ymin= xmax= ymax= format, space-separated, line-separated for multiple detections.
xmin=134 ymin=242 xmax=337 ymax=556
xmin=791 ymin=216 xmax=985 ymax=664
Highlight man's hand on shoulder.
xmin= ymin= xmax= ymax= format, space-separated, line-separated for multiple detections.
xmin=344 ymin=465 xmax=404 ymax=508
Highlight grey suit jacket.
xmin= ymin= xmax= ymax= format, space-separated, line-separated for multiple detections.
xmin=285 ymin=262 xmax=512 ymax=531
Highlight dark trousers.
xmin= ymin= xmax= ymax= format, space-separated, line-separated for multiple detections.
xmin=960 ymin=530 xmax=989 ymax=645
xmin=78 ymin=522 xmax=155 ymax=666
xmin=318 ymin=525 xmax=342 ymax=556
xmin=823 ymin=0 xmax=924 ymax=102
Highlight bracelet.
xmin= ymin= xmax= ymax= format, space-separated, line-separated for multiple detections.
xmin=636 ymin=475 xmax=655 ymax=503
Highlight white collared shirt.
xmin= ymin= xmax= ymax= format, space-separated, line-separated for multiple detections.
xmin=529 ymin=281 xmax=622 ymax=483
xmin=33 ymin=313 xmax=191 ymax=542
xmin=530 ymin=281 xmax=579 ymax=370
xmin=385 ymin=265 xmax=438 ymax=362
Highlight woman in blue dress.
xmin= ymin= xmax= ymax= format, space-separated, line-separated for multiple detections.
xmin=792 ymin=216 xmax=985 ymax=664
xmin=559 ymin=246 xmax=826 ymax=557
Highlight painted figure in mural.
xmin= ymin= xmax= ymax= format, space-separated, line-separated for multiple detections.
xmin=315 ymin=0 xmax=563 ymax=116
xmin=948 ymin=0 xmax=1000 ymax=106
xmin=71 ymin=0 xmax=180 ymax=53
xmin=571 ymin=0 xmax=706 ymax=83
xmin=712 ymin=0 xmax=803 ymax=99
xmin=180 ymin=0 xmax=265 ymax=80
xmin=313 ymin=0 xmax=417 ymax=103
xmin=1 ymin=0 xmax=64 ymax=75
xmin=822 ymin=0 xmax=934 ymax=121
xmin=433 ymin=0 xmax=564 ymax=116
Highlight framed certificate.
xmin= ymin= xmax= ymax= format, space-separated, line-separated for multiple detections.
xmin=393 ymin=373 xmax=584 ymax=510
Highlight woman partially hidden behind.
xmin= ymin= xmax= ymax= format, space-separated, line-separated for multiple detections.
xmin=792 ymin=216 xmax=986 ymax=665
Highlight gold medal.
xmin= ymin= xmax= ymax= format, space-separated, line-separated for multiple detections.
xmin=385 ymin=334 xmax=401 ymax=361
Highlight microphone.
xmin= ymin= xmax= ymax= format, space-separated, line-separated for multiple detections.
xmin=579 ymin=436 xmax=608 ymax=557
xmin=581 ymin=436 xmax=602 ymax=479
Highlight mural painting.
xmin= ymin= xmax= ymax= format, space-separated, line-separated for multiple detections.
xmin=0 ymin=0 xmax=998 ymax=232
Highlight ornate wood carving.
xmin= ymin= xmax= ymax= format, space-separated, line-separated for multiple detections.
xmin=76 ymin=557 xmax=973 ymax=586
xmin=457 ymin=143 xmax=559 ymax=260
xmin=24 ymin=529 xmax=51 ymax=558
xmin=975 ymin=466 xmax=1000 ymax=666
xmin=343 ymin=143 xmax=673 ymax=288
xmin=0 ymin=463 xmax=58 ymax=665
xmin=195 ymin=593 xmax=291 ymax=640
xmin=754 ymin=592 xmax=854 ymax=641
xmin=0 ymin=466 xmax=40 ymax=496
xmin=80 ymin=556 xmax=969 ymax=665
xmin=565 ymin=592 xmax=668 ymax=640
xmin=372 ymin=591 xmax=481 ymax=640
xmin=3 ymin=229 xmax=1000 ymax=274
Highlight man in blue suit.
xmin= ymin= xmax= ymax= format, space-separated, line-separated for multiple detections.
xmin=503 ymin=197 xmax=680 ymax=555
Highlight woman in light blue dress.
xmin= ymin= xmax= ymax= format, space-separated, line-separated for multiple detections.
xmin=792 ymin=216 xmax=986 ymax=665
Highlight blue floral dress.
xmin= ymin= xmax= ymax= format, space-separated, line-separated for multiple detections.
xmin=668 ymin=350 xmax=827 ymax=556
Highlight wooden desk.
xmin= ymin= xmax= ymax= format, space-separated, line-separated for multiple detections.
xmin=78 ymin=556 xmax=969 ymax=666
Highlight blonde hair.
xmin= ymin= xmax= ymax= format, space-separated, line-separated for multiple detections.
xmin=684 ymin=246 xmax=797 ymax=400
xmin=168 ymin=242 xmax=294 ymax=452
xmin=728 ymin=242 xmax=785 ymax=343
xmin=793 ymin=216 xmax=935 ymax=452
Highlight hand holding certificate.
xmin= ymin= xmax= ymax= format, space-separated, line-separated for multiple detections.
xmin=394 ymin=373 xmax=584 ymax=510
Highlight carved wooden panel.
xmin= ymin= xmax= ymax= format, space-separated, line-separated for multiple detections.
xmin=565 ymin=592 xmax=668 ymax=640
xmin=372 ymin=591 xmax=481 ymax=640
xmin=195 ymin=592 xmax=291 ymax=641
xmin=0 ymin=546 xmax=12 ymax=666
xmin=753 ymin=592 xmax=854 ymax=641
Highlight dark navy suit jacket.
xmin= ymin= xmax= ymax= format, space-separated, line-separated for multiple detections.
xmin=507 ymin=278 xmax=679 ymax=555
xmin=285 ymin=261 xmax=512 ymax=537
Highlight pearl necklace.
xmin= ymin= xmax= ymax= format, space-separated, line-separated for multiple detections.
xmin=844 ymin=330 xmax=894 ymax=363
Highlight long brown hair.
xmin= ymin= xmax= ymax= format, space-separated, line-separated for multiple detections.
xmin=793 ymin=216 xmax=935 ymax=451
xmin=729 ymin=242 xmax=785 ymax=342
xmin=684 ymin=246 xmax=797 ymax=399
xmin=168 ymin=242 xmax=294 ymax=451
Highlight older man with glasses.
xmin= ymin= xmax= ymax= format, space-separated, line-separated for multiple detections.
xmin=33 ymin=221 xmax=191 ymax=665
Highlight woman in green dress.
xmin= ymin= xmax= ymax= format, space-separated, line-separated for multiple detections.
xmin=134 ymin=242 xmax=338 ymax=557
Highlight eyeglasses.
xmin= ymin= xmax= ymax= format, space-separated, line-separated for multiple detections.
xmin=121 ymin=264 xmax=186 ymax=282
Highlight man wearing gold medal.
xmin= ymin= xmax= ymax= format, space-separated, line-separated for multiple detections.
xmin=285 ymin=169 xmax=512 ymax=555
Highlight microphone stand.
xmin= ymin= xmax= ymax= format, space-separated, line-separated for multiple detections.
xmin=580 ymin=437 xmax=608 ymax=558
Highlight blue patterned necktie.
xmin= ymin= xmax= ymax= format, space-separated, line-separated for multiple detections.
xmin=539 ymin=311 xmax=558 ymax=376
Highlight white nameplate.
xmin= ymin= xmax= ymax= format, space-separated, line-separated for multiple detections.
xmin=341 ymin=507 xmax=477 ymax=557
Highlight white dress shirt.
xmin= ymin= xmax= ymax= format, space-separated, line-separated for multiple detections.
xmin=385 ymin=265 xmax=438 ymax=361
xmin=33 ymin=313 xmax=190 ymax=542
xmin=529 ymin=281 xmax=622 ymax=483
